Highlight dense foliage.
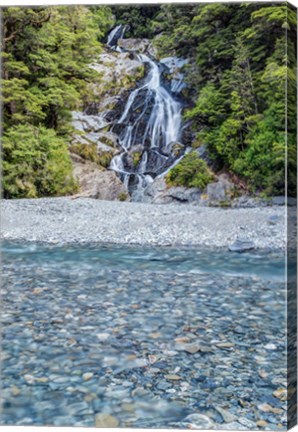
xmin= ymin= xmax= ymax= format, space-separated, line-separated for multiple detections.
xmin=3 ymin=125 xmax=77 ymax=198
xmin=166 ymin=152 xmax=214 ymax=189
xmin=111 ymin=6 xmax=160 ymax=38
xmin=150 ymin=2 xmax=297 ymax=195
xmin=3 ymin=3 xmax=296 ymax=198
xmin=2 ymin=6 xmax=113 ymax=198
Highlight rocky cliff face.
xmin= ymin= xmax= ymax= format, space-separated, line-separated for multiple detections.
xmin=70 ymin=45 xmax=146 ymax=199
xmin=69 ymin=28 xmax=240 ymax=206
xmin=70 ymin=30 xmax=192 ymax=202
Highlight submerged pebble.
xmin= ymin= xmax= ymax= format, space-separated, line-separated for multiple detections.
xmin=1 ymin=241 xmax=287 ymax=429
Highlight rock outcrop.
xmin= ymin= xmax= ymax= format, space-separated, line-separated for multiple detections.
xmin=118 ymin=38 xmax=157 ymax=57
xmin=141 ymin=173 xmax=236 ymax=206
xmin=71 ymin=155 xmax=129 ymax=201
xmin=206 ymin=174 xmax=234 ymax=204
xmin=71 ymin=49 xmax=146 ymax=150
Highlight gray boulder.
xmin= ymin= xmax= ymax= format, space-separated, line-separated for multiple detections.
xmin=229 ymin=239 xmax=255 ymax=253
xmin=118 ymin=38 xmax=157 ymax=57
xmin=71 ymin=157 xmax=128 ymax=201
xmin=272 ymin=196 xmax=297 ymax=206
xmin=142 ymin=178 xmax=201 ymax=205
xmin=155 ymin=187 xmax=201 ymax=204
xmin=207 ymin=174 xmax=233 ymax=202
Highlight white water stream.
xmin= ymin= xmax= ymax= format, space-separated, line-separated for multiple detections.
xmin=107 ymin=25 xmax=187 ymax=198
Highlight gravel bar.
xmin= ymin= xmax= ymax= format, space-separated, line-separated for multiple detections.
xmin=1 ymin=198 xmax=286 ymax=249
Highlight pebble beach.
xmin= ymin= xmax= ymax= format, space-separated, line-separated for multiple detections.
xmin=1 ymin=197 xmax=287 ymax=249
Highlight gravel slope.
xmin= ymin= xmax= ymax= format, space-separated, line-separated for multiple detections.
xmin=1 ymin=198 xmax=287 ymax=249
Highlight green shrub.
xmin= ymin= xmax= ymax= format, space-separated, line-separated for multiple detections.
xmin=97 ymin=152 xmax=114 ymax=168
xmin=132 ymin=152 xmax=142 ymax=167
xmin=70 ymin=142 xmax=114 ymax=168
xmin=118 ymin=192 xmax=129 ymax=201
xmin=3 ymin=124 xmax=78 ymax=198
xmin=69 ymin=142 xmax=99 ymax=163
xmin=166 ymin=152 xmax=214 ymax=189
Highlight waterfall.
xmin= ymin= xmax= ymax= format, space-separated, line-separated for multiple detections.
xmin=107 ymin=24 xmax=128 ymax=49
xmin=106 ymin=25 xmax=187 ymax=200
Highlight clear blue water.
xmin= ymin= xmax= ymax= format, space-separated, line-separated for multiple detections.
xmin=2 ymin=241 xmax=286 ymax=280
xmin=1 ymin=241 xmax=287 ymax=428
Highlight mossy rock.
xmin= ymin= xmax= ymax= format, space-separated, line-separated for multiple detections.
xmin=172 ymin=143 xmax=184 ymax=156
xmin=132 ymin=151 xmax=142 ymax=167
xmin=69 ymin=142 xmax=99 ymax=163
xmin=97 ymin=151 xmax=114 ymax=169
xmin=69 ymin=142 xmax=114 ymax=169
xmin=118 ymin=192 xmax=129 ymax=201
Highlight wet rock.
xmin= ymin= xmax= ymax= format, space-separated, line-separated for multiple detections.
xmin=160 ymin=56 xmax=188 ymax=94
xmin=142 ymin=178 xmax=167 ymax=203
xmin=222 ymin=421 xmax=247 ymax=430
xmin=96 ymin=333 xmax=110 ymax=342
xmin=258 ymin=403 xmax=278 ymax=413
xmin=95 ymin=413 xmax=119 ymax=428
xmin=82 ymin=373 xmax=94 ymax=381
xmin=157 ymin=381 xmax=172 ymax=390
xmin=215 ymin=342 xmax=234 ymax=349
xmin=11 ymin=386 xmax=21 ymax=396
xmin=164 ymin=374 xmax=181 ymax=381
xmin=118 ymin=38 xmax=157 ymax=57
xmin=182 ymin=414 xmax=215 ymax=429
xmin=23 ymin=375 xmax=35 ymax=385
xmin=176 ymin=342 xmax=212 ymax=354
xmin=215 ymin=407 xmax=238 ymax=423
xmin=264 ymin=343 xmax=277 ymax=350
xmin=273 ymin=388 xmax=287 ymax=401
xmin=257 ymin=420 xmax=269 ymax=427
xmin=238 ymin=417 xmax=257 ymax=428
xmin=229 ymin=239 xmax=255 ymax=253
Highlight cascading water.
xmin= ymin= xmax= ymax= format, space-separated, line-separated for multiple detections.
xmin=107 ymin=24 xmax=128 ymax=51
xmin=107 ymin=25 xmax=187 ymax=200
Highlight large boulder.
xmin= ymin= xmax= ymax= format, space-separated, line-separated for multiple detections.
xmin=118 ymin=38 xmax=157 ymax=57
xmin=206 ymin=174 xmax=234 ymax=203
xmin=71 ymin=156 xmax=129 ymax=201
xmin=142 ymin=177 xmax=201 ymax=205
xmin=155 ymin=186 xmax=201 ymax=204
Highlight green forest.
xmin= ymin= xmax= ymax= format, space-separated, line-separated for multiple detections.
xmin=2 ymin=3 xmax=297 ymax=199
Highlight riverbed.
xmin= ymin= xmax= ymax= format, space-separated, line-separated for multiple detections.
xmin=1 ymin=240 xmax=287 ymax=429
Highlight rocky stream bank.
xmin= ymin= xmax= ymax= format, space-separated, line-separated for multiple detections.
xmin=1 ymin=197 xmax=289 ymax=250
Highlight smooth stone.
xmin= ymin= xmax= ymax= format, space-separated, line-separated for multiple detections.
xmin=95 ymin=413 xmax=119 ymax=428
xmin=229 ymin=239 xmax=255 ymax=253
xmin=177 ymin=343 xmax=201 ymax=354
xmin=96 ymin=333 xmax=110 ymax=342
xmin=215 ymin=407 xmax=238 ymax=423
xmin=164 ymin=374 xmax=181 ymax=381
xmin=222 ymin=421 xmax=247 ymax=430
xmin=268 ymin=215 xmax=280 ymax=225
xmin=238 ymin=417 xmax=257 ymax=428
xmin=257 ymin=420 xmax=269 ymax=427
xmin=183 ymin=414 xmax=215 ymax=429
xmin=157 ymin=381 xmax=172 ymax=391
xmin=83 ymin=372 xmax=94 ymax=381
xmin=273 ymin=388 xmax=286 ymax=401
